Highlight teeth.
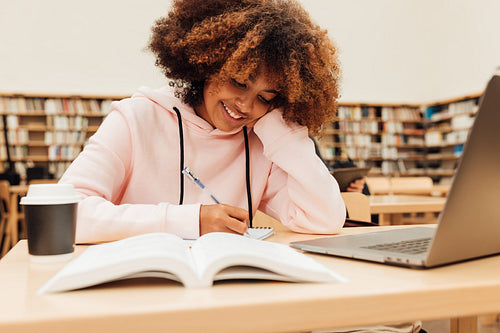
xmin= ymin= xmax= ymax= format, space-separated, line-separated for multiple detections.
xmin=223 ymin=103 xmax=242 ymax=119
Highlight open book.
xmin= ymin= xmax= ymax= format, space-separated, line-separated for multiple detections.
xmin=39 ymin=232 xmax=346 ymax=294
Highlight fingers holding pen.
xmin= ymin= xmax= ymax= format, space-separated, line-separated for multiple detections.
xmin=199 ymin=204 xmax=249 ymax=236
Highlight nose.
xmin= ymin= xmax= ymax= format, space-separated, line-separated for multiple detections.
xmin=234 ymin=93 xmax=254 ymax=112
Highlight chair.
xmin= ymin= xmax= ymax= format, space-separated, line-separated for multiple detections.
xmin=390 ymin=177 xmax=433 ymax=195
xmin=365 ymin=177 xmax=391 ymax=195
xmin=0 ymin=181 xmax=23 ymax=257
xmin=0 ymin=181 xmax=11 ymax=257
xmin=341 ymin=192 xmax=371 ymax=222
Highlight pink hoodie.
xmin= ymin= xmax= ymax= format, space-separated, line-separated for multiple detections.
xmin=59 ymin=85 xmax=345 ymax=243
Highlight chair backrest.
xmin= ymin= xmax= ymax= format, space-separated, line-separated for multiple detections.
xmin=0 ymin=180 xmax=11 ymax=214
xmin=365 ymin=177 xmax=391 ymax=195
xmin=366 ymin=176 xmax=434 ymax=196
xmin=390 ymin=176 xmax=433 ymax=195
xmin=341 ymin=192 xmax=371 ymax=222
xmin=0 ymin=180 xmax=11 ymax=237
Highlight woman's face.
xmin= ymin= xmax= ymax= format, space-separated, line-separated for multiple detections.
xmin=196 ymin=72 xmax=278 ymax=132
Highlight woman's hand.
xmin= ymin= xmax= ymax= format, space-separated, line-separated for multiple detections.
xmin=346 ymin=178 xmax=366 ymax=193
xmin=199 ymin=204 xmax=249 ymax=236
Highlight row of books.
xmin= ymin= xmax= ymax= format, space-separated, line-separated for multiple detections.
xmin=381 ymin=122 xmax=423 ymax=135
xmin=337 ymin=120 xmax=424 ymax=135
xmin=425 ymin=98 xmax=479 ymax=121
xmin=0 ymin=96 xmax=114 ymax=115
xmin=337 ymin=106 xmax=422 ymax=122
xmin=337 ymin=120 xmax=379 ymax=134
xmin=319 ymin=145 xmax=425 ymax=161
xmin=337 ymin=134 xmax=373 ymax=146
xmin=2 ymin=129 xmax=88 ymax=147
xmin=424 ymin=129 xmax=469 ymax=147
xmin=48 ymin=145 xmax=82 ymax=161
xmin=45 ymin=131 xmax=87 ymax=145
xmin=337 ymin=106 xmax=378 ymax=120
xmin=4 ymin=129 xmax=29 ymax=144
xmin=340 ymin=146 xmax=400 ymax=160
xmin=335 ymin=133 xmax=425 ymax=148
xmin=46 ymin=115 xmax=90 ymax=130
xmin=3 ymin=115 xmax=91 ymax=130
xmin=4 ymin=145 xmax=82 ymax=161
xmin=380 ymin=107 xmax=423 ymax=122
xmin=381 ymin=134 xmax=425 ymax=146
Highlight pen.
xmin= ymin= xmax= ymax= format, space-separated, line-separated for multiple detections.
xmin=182 ymin=166 xmax=264 ymax=236
xmin=182 ymin=167 xmax=221 ymax=204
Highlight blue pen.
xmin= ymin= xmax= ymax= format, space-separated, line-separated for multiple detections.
xmin=183 ymin=166 xmax=273 ymax=239
xmin=182 ymin=167 xmax=221 ymax=204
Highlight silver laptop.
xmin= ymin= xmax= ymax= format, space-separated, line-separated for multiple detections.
xmin=291 ymin=74 xmax=500 ymax=268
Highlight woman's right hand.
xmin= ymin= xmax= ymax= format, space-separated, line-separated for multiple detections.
xmin=199 ymin=204 xmax=249 ymax=236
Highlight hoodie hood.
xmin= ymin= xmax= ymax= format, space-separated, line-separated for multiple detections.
xmin=134 ymin=85 xmax=247 ymax=137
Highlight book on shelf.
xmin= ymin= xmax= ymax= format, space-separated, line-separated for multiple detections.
xmin=38 ymin=232 xmax=345 ymax=294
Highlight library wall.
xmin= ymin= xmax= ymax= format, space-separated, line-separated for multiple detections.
xmin=1 ymin=0 xmax=499 ymax=103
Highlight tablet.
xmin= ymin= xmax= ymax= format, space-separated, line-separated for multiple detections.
xmin=331 ymin=167 xmax=370 ymax=192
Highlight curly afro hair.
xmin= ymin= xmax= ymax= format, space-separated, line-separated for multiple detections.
xmin=148 ymin=0 xmax=341 ymax=134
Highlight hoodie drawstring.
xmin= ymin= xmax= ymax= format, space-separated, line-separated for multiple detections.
xmin=174 ymin=108 xmax=253 ymax=225
xmin=243 ymin=126 xmax=253 ymax=227
xmin=173 ymin=107 xmax=184 ymax=205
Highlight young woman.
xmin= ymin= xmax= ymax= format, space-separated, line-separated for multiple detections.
xmin=59 ymin=0 xmax=346 ymax=243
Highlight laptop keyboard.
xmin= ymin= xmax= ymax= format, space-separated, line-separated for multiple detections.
xmin=362 ymin=237 xmax=432 ymax=255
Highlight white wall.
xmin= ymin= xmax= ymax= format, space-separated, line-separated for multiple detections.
xmin=299 ymin=0 xmax=500 ymax=103
xmin=1 ymin=0 xmax=499 ymax=103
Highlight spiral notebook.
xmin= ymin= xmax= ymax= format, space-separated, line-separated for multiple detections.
xmin=245 ymin=227 xmax=274 ymax=240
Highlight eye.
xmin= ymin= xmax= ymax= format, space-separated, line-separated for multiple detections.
xmin=258 ymin=95 xmax=271 ymax=104
xmin=231 ymin=78 xmax=247 ymax=89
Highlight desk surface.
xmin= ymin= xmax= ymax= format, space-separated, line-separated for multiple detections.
xmin=1 ymin=226 xmax=500 ymax=333
xmin=370 ymin=194 xmax=446 ymax=214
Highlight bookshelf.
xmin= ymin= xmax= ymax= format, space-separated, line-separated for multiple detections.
xmin=316 ymin=103 xmax=425 ymax=177
xmin=0 ymin=92 xmax=482 ymax=185
xmin=423 ymin=93 xmax=481 ymax=184
xmin=0 ymin=93 xmax=125 ymax=181
xmin=317 ymin=93 xmax=482 ymax=183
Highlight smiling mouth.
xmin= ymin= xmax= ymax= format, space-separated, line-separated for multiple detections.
xmin=222 ymin=102 xmax=243 ymax=120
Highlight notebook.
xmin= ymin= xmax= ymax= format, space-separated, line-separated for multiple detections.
xmin=331 ymin=167 xmax=370 ymax=192
xmin=291 ymin=74 xmax=500 ymax=268
xmin=245 ymin=227 xmax=274 ymax=240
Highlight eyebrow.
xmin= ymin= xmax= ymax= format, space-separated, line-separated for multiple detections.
xmin=246 ymin=75 xmax=278 ymax=95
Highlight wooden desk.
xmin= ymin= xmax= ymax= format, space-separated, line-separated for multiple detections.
xmin=2 ymin=226 xmax=500 ymax=333
xmin=370 ymin=194 xmax=446 ymax=225
xmin=1 ymin=185 xmax=28 ymax=257
xmin=431 ymin=184 xmax=452 ymax=197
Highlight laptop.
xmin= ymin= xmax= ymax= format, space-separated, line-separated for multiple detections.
xmin=291 ymin=74 xmax=500 ymax=268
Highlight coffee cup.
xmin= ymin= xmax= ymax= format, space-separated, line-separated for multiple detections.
xmin=20 ymin=184 xmax=81 ymax=262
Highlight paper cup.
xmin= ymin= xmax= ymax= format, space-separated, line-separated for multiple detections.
xmin=20 ymin=184 xmax=81 ymax=262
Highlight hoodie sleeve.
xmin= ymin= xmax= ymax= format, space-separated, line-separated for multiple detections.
xmin=59 ymin=108 xmax=201 ymax=243
xmin=253 ymin=109 xmax=346 ymax=234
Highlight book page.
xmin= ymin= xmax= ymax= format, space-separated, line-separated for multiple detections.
xmin=190 ymin=233 xmax=344 ymax=286
xmin=39 ymin=233 xmax=197 ymax=294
